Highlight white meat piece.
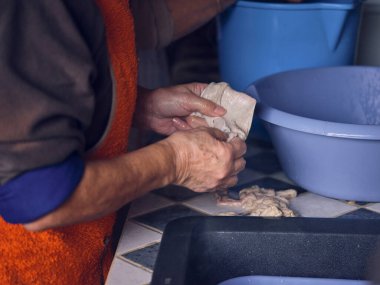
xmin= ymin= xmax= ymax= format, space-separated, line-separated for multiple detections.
xmin=216 ymin=186 xmax=298 ymax=217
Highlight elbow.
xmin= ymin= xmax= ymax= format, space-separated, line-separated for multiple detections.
xmin=23 ymin=222 xmax=45 ymax=232
xmin=23 ymin=215 xmax=54 ymax=232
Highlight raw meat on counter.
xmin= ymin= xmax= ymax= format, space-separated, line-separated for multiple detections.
xmin=216 ymin=186 xmax=297 ymax=217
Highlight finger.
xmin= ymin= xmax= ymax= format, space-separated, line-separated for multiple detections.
xmin=216 ymin=189 xmax=228 ymax=196
xmin=229 ymin=138 xmax=247 ymax=158
xmin=207 ymin=186 xmax=229 ymax=193
xmin=184 ymin=82 xmax=208 ymax=95
xmin=216 ymin=188 xmax=229 ymax=193
xmin=208 ymin=176 xmax=239 ymax=192
xmin=186 ymin=116 xmax=209 ymax=128
xmin=232 ymin=158 xmax=246 ymax=175
xmin=172 ymin=117 xmax=192 ymax=131
xmin=221 ymin=175 xmax=239 ymax=189
xmin=204 ymin=127 xmax=228 ymax=142
xmin=185 ymin=94 xmax=226 ymax=117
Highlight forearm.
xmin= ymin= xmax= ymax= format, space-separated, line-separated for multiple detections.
xmin=131 ymin=0 xmax=235 ymax=50
xmin=24 ymin=141 xmax=175 ymax=231
xmin=167 ymin=0 xmax=235 ymax=42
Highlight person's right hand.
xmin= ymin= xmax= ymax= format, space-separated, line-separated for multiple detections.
xmin=163 ymin=127 xmax=246 ymax=192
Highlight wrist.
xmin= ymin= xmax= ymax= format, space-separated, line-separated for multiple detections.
xmin=159 ymin=135 xmax=190 ymax=186
xmin=155 ymin=139 xmax=178 ymax=186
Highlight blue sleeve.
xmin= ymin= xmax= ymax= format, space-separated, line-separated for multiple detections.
xmin=0 ymin=153 xmax=84 ymax=224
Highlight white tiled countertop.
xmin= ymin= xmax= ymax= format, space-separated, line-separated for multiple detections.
xmin=106 ymin=140 xmax=380 ymax=285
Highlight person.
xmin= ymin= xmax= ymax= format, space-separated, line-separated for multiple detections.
xmin=131 ymin=0 xmax=236 ymax=50
xmin=0 ymin=1 xmax=245 ymax=284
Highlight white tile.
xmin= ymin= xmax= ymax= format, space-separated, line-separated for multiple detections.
xmin=269 ymin=172 xmax=296 ymax=185
xmin=237 ymin=169 xmax=266 ymax=186
xmin=366 ymin=203 xmax=380 ymax=213
xmin=106 ymin=258 xmax=151 ymax=285
xmin=116 ymin=221 xmax=162 ymax=255
xmin=183 ymin=193 xmax=244 ymax=215
xmin=128 ymin=193 xmax=174 ymax=218
xmin=290 ymin=192 xmax=357 ymax=218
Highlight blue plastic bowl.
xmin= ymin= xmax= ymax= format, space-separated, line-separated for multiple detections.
xmin=246 ymin=66 xmax=380 ymax=202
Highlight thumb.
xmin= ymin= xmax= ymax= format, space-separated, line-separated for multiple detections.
xmin=204 ymin=127 xmax=228 ymax=142
xmin=188 ymin=95 xmax=226 ymax=117
xmin=186 ymin=116 xmax=209 ymax=128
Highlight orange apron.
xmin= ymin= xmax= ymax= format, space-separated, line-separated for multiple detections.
xmin=0 ymin=0 xmax=137 ymax=284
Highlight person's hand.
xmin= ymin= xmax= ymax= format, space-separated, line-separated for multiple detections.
xmin=135 ymin=83 xmax=226 ymax=135
xmin=162 ymin=127 xmax=246 ymax=192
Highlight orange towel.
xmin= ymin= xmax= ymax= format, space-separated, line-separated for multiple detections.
xmin=0 ymin=0 xmax=137 ymax=284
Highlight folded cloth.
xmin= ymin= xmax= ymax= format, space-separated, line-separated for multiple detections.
xmin=192 ymin=82 xmax=256 ymax=141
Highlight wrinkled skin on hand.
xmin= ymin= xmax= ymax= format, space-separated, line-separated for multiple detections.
xmin=163 ymin=127 xmax=247 ymax=192
xmin=135 ymin=83 xmax=226 ymax=135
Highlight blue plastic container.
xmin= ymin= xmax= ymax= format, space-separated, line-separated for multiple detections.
xmin=219 ymin=276 xmax=370 ymax=285
xmin=246 ymin=66 xmax=380 ymax=202
xmin=218 ymin=0 xmax=363 ymax=91
xmin=218 ymin=0 xmax=363 ymax=138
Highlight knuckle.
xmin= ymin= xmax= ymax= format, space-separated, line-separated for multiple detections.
xmin=221 ymin=145 xmax=233 ymax=159
xmin=235 ymin=139 xmax=246 ymax=151
xmin=230 ymin=177 xmax=238 ymax=186
xmin=227 ymin=150 xmax=234 ymax=162
xmin=204 ymin=100 xmax=215 ymax=109
xmin=221 ymin=164 xmax=231 ymax=177
xmin=209 ymin=181 xmax=219 ymax=189
xmin=216 ymin=172 xmax=225 ymax=181
xmin=215 ymin=168 xmax=227 ymax=180
xmin=199 ymin=128 xmax=211 ymax=137
xmin=195 ymin=187 xmax=206 ymax=193
xmin=241 ymin=142 xmax=247 ymax=153
xmin=240 ymin=158 xmax=247 ymax=169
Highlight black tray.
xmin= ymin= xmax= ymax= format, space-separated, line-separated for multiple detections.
xmin=151 ymin=217 xmax=380 ymax=285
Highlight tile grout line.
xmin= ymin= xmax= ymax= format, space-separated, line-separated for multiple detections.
xmin=331 ymin=207 xmax=361 ymax=218
xmin=127 ymin=199 xmax=176 ymax=219
xmin=116 ymin=255 xmax=154 ymax=273
xmin=128 ymin=202 xmax=179 ymax=220
xmin=363 ymin=207 xmax=380 ymax=214
xmin=178 ymin=202 xmax=214 ymax=216
xmin=360 ymin=202 xmax=376 ymax=208
xmin=118 ymin=241 xmax=161 ymax=256
xmin=115 ymin=220 xmax=163 ymax=254
xmin=131 ymin=220 xmax=164 ymax=234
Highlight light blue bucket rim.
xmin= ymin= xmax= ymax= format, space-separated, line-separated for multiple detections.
xmin=235 ymin=0 xmax=363 ymax=10
xmin=246 ymin=66 xmax=380 ymax=141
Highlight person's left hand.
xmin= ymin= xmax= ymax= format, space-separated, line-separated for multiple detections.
xmin=135 ymin=83 xmax=226 ymax=135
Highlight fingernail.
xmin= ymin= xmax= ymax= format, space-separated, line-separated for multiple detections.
xmin=173 ymin=118 xmax=191 ymax=130
xmin=214 ymin=106 xmax=226 ymax=116
xmin=172 ymin=118 xmax=184 ymax=127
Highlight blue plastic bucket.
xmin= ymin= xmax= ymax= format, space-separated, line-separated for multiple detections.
xmin=218 ymin=0 xmax=364 ymax=138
